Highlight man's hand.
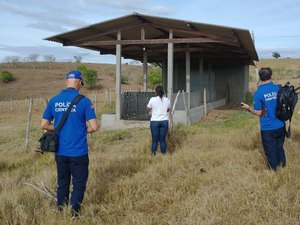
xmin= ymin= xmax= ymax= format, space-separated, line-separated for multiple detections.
xmin=40 ymin=119 xmax=55 ymax=131
xmin=240 ymin=102 xmax=250 ymax=111
xmin=87 ymin=118 xmax=99 ymax=133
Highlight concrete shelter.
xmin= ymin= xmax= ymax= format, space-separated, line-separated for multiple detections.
xmin=45 ymin=13 xmax=258 ymax=129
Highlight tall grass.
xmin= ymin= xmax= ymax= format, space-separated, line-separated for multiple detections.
xmin=1 ymin=96 xmax=300 ymax=224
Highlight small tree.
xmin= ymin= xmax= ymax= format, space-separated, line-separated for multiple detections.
xmin=27 ymin=54 xmax=40 ymax=62
xmin=2 ymin=56 xmax=21 ymax=68
xmin=272 ymin=52 xmax=281 ymax=59
xmin=77 ymin=64 xmax=97 ymax=88
xmin=43 ymin=55 xmax=56 ymax=63
xmin=2 ymin=56 xmax=13 ymax=63
xmin=0 ymin=71 xmax=14 ymax=83
xmin=74 ymin=55 xmax=83 ymax=63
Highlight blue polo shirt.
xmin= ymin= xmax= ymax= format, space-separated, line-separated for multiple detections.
xmin=253 ymin=82 xmax=285 ymax=131
xmin=42 ymin=89 xmax=97 ymax=156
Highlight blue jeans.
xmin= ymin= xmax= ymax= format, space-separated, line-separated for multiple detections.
xmin=261 ymin=127 xmax=286 ymax=170
xmin=55 ymin=154 xmax=89 ymax=213
xmin=150 ymin=120 xmax=169 ymax=155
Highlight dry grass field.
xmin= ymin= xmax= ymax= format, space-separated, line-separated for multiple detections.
xmin=0 ymin=59 xmax=300 ymax=225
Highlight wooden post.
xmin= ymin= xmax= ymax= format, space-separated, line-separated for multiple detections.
xmin=182 ymin=90 xmax=191 ymax=125
xmin=204 ymin=88 xmax=207 ymax=116
xmin=44 ymin=98 xmax=48 ymax=107
xmin=25 ymin=98 xmax=33 ymax=151
xmin=94 ymin=91 xmax=98 ymax=114
xmin=104 ymin=89 xmax=107 ymax=104
xmin=169 ymin=90 xmax=181 ymax=132
xmin=109 ymin=88 xmax=111 ymax=103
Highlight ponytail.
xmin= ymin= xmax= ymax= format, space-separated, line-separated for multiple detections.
xmin=155 ymin=85 xmax=164 ymax=99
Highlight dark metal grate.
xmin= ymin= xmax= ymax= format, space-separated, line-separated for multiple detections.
xmin=122 ymin=92 xmax=156 ymax=120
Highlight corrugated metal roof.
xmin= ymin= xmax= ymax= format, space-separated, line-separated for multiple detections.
xmin=45 ymin=13 xmax=258 ymax=63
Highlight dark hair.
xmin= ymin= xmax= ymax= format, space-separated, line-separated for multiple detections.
xmin=259 ymin=67 xmax=272 ymax=81
xmin=155 ymin=85 xmax=164 ymax=98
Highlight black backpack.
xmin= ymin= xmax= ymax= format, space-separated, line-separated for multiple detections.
xmin=276 ymin=82 xmax=298 ymax=138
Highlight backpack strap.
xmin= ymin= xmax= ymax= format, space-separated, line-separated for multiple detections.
xmin=55 ymin=94 xmax=85 ymax=132
xmin=286 ymin=118 xmax=291 ymax=138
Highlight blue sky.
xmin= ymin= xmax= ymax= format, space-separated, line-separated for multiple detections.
xmin=0 ymin=0 xmax=300 ymax=63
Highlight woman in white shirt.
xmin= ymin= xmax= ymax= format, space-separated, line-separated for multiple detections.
xmin=147 ymin=85 xmax=171 ymax=156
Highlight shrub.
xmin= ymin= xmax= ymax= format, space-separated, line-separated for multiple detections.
xmin=77 ymin=64 xmax=98 ymax=88
xmin=244 ymin=92 xmax=253 ymax=105
xmin=148 ymin=67 xmax=162 ymax=88
xmin=77 ymin=64 xmax=87 ymax=73
xmin=121 ymin=74 xmax=129 ymax=84
xmin=0 ymin=71 xmax=14 ymax=83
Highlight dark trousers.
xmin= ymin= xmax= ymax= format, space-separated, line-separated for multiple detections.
xmin=55 ymin=154 xmax=89 ymax=213
xmin=150 ymin=120 xmax=169 ymax=155
xmin=261 ymin=127 xmax=286 ymax=170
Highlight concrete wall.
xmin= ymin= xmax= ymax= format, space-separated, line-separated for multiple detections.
xmin=101 ymin=98 xmax=226 ymax=130
xmin=172 ymin=57 xmax=248 ymax=106
xmin=213 ymin=59 xmax=249 ymax=104
xmin=173 ymin=98 xmax=226 ymax=125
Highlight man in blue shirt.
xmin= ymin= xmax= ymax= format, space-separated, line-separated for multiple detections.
xmin=41 ymin=70 xmax=99 ymax=216
xmin=241 ymin=67 xmax=286 ymax=170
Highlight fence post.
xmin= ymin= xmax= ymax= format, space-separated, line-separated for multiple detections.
xmin=182 ymin=90 xmax=191 ymax=125
xmin=44 ymin=98 xmax=48 ymax=107
xmin=10 ymin=99 xmax=13 ymax=110
xmin=204 ymin=88 xmax=207 ymax=116
xmin=94 ymin=91 xmax=98 ymax=114
xmin=109 ymin=88 xmax=111 ymax=103
xmin=169 ymin=90 xmax=181 ymax=133
xmin=25 ymin=98 xmax=33 ymax=151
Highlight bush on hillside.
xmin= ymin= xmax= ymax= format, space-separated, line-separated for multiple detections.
xmin=148 ymin=67 xmax=162 ymax=89
xmin=77 ymin=64 xmax=98 ymax=88
xmin=0 ymin=71 xmax=14 ymax=83
xmin=121 ymin=74 xmax=129 ymax=84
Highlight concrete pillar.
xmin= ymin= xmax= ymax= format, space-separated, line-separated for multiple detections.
xmin=244 ymin=64 xmax=249 ymax=94
xmin=115 ymin=31 xmax=122 ymax=120
xmin=143 ymin=51 xmax=148 ymax=92
xmin=186 ymin=49 xmax=191 ymax=109
xmin=167 ymin=30 xmax=174 ymax=103
xmin=162 ymin=59 xmax=167 ymax=91
xmin=199 ymin=55 xmax=204 ymax=102
xmin=208 ymin=61 xmax=212 ymax=102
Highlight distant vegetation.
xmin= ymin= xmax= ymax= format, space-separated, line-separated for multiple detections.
xmin=0 ymin=70 xmax=14 ymax=83
xmin=272 ymin=51 xmax=281 ymax=59
xmin=148 ymin=66 xmax=162 ymax=89
xmin=0 ymin=58 xmax=299 ymax=99
xmin=249 ymin=58 xmax=300 ymax=81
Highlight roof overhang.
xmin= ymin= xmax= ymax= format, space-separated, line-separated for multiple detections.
xmin=45 ymin=13 xmax=259 ymax=65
